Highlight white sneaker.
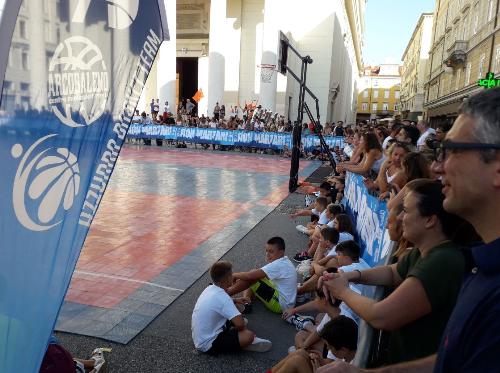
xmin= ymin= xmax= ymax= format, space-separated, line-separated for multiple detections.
xmin=288 ymin=346 xmax=297 ymax=354
xmin=244 ymin=336 xmax=272 ymax=352
xmin=296 ymin=225 xmax=309 ymax=234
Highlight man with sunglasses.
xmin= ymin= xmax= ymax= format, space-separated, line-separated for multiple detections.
xmin=317 ymin=88 xmax=500 ymax=372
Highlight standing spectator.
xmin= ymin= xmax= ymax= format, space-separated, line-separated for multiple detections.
xmin=214 ymin=102 xmax=220 ymax=120
xmin=435 ymin=122 xmax=452 ymax=142
xmin=416 ymin=120 xmax=436 ymax=150
xmin=334 ymin=121 xmax=344 ymax=136
xmin=186 ymin=99 xmax=195 ymax=114
xmin=149 ymin=99 xmax=156 ymax=120
xmin=220 ymin=104 xmax=226 ymax=119
xmin=150 ymin=99 xmax=159 ymax=121
xmin=164 ymin=101 xmax=170 ymax=113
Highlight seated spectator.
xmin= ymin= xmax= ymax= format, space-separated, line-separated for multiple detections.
xmin=298 ymin=240 xmax=369 ymax=310
xmin=269 ymin=316 xmax=358 ymax=373
xmin=336 ymin=133 xmax=384 ymax=177
xmin=321 ymin=179 xmax=471 ymax=364
xmin=228 ymin=237 xmax=297 ymax=314
xmin=294 ymin=205 xmax=345 ymax=262
xmin=40 ymin=335 xmax=108 ymax=373
xmin=293 ymin=197 xmax=329 ymax=235
xmin=192 ymin=261 xmax=272 ymax=354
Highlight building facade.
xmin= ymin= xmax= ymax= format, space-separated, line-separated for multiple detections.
xmin=140 ymin=0 xmax=365 ymax=124
xmin=356 ymin=64 xmax=401 ymax=121
xmin=424 ymin=0 xmax=500 ymax=126
xmin=400 ymin=13 xmax=434 ymax=121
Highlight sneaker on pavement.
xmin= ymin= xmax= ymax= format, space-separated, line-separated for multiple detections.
xmin=244 ymin=336 xmax=272 ymax=352
xmin=296 ymin=225 xmax=309 ymax=235
xmin=293 ymin=251 xmax=312 ymax=262
xmin=285 ymin=314 xmax=315 ymax=331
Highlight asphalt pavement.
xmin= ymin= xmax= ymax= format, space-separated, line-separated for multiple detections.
xmin=57 ymin=163 xmax=330 ymax=373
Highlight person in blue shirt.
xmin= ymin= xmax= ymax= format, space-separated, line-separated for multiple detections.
xmin=317 ymin=88 xmax=500 ymax=372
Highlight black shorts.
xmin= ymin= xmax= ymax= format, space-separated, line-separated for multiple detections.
xmin=207 ymin=322 xmax=241 ymax=355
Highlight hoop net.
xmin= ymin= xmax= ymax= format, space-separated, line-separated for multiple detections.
xmin=259 ymin=64 xmax=276 ymax=83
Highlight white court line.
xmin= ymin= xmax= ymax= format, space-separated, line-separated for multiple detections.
xmin=74 ymin=270 xmax=183 ymax=292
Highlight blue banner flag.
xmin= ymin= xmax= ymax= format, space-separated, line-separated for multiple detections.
xmin=343 ymin=172 xmax=392 ymax=267
xmin=127 ymin=124 xmax=345 ymax=151
xmin=0 ymin=1 xmax=168 ymax=371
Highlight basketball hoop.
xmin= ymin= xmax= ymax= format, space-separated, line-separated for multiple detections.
xmin=259 ymin=64 xmax=276 ymax=83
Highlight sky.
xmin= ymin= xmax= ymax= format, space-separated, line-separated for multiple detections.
xmin=363 ymin=0 xmax=436 ymax=66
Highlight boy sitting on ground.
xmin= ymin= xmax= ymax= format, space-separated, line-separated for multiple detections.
xmin=294 ymin=204 xmax=345 ymax=262
xmin=293 ymin=197 xmax=329 ymax=235
xmin=270 ymin=316 xmax=358 ymax=373
xmin=228 ymin=237 xmax=297 ymax=314
xmin=297 ymin=240 xmax=369 ymax=321
xmin=191 ymin=261 xmax=272 ymax=354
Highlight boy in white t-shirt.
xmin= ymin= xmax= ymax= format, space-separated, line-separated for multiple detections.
xmin=228 ymin=237 xmax=297 ymax=314
xmin=192 ymin=261 xmax=272 ymax=354
xmin=298 ymin=240 xmax=369 ymax=313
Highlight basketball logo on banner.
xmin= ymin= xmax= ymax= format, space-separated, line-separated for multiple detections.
xmin=48 ymin=36 xmax=109 ymax=128
xmin=11 ymin=135 xmax=81 ymax=232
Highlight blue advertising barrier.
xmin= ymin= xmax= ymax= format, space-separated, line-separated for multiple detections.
xmin=0 ymin=1 xmax=168 ymax=372
xmin=127 ymin=124 xmax=345 ymax=151
xmin=343 ymin=172 xmax=392 ymax=268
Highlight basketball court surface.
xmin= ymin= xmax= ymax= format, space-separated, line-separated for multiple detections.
xmin=56 ymin=145 xmax=319 ymax=343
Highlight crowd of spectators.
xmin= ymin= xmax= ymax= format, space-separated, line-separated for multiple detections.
xmin=190 ymin=87 xmax=500 ymax=372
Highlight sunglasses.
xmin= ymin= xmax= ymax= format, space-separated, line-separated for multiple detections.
xmin=433 ymin=141 xmax=500 ymax=162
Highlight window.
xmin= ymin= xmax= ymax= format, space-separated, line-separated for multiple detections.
xmin=473 ymin=4 xmax=479 ymax=35
xmin=462 ymin=14 xmax=469 ymax=39
xmin=21 ymin=50 xmax=29 ymax=70
xmin=19 ymin=20 xmax=27 ymax=39
xmin=363 ymin=90 xmax=368 ymax=98
xmin=465 ymin=62 xmax=471 ymax=86
xmin=382 ymin=103 xmax=389 ymax=111
xmin=494 ymin=45 xmax=500 ymax=73
xmin=56 ymin=0 xmax=61 ymax=18
xmin=3 ymin=81 xmax=12 ymax=91
xmin=373 ymin=90 xmax=379 ymax=99
xmin=372 ymin=103 xmax=377 ymax=112
xmin=8 ymin=47 xmax=14 ymax=67
xmin=488 ymin=0 xmax=495 ymax=21
xmin=478 ymin=54 xmax=486 ymax=79
xmin=395 ymin=90 xmax=400 ymax=99
xmin=384 ymin=90 xmax=390 ymax=99
xmin=20 ymin=83 xmax=30 ymax=91
xmin=456 ymin=68 xmax=461 ymax=90
xmin=361 ymin=103 xmax=368 ymax=111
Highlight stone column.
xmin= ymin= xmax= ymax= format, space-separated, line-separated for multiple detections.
xmin=197 ymin=56 xmax=209 ymax=116
xmin=157 ymin=0 xmax=177 ymax=115
xmin=28 ymin=0 xmax=47 ymax=110
xmin=207 ymin=0 xmax=226 ymax=117
xmin=259 ymin=0 xmax=279 ymax=112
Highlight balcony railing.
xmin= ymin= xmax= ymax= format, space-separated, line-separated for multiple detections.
xmin=444 ymin=40 xmax=468 ymax=67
